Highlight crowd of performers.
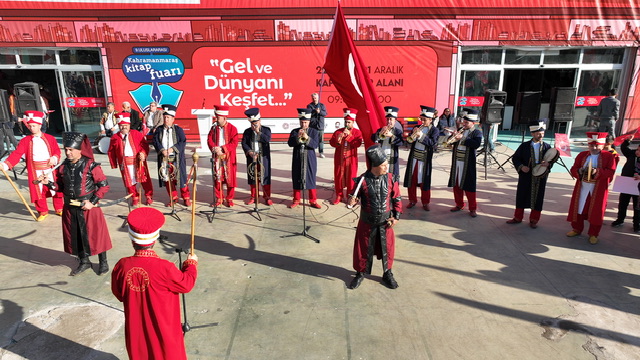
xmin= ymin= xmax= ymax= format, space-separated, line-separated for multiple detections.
xmin=1 ymin=102 xmax=639 ymax=359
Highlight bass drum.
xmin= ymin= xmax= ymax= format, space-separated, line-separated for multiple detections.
xmin=93 ymin=135 xmax=111 ymax=154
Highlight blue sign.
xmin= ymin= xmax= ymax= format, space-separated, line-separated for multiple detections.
xmin=122 ymin=55 xmax=185 ymax=83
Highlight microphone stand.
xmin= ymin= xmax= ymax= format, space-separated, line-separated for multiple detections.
xmin=239 ymin=146 xmax=266 ymax=221
xmin=282 ymin=131 xmax=320 ymax=243
xmin=199 ymin=156 xmax=230 ymax=223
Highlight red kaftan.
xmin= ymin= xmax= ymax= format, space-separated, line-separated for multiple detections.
xmin=207 ymin=123 xmax=239 ymax=187
xmin=567 ymin=150 xmax=616 ymax=226
xmin=4 ymin=133 xmax=61 ymax=202
xmin=111 ymin=250 xmax=198 ymax=360
xmin=330 ymin=127 xmax=363 ymax=195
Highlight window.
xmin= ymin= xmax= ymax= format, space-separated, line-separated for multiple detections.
xmin=505 ymin=50 xmax=541 ymax=65
xmin=582 ymin=48 xmax=624 ymax=64
xmin=461 ymin=48 xmax=502 ymax=64
xmin=543 ymin=49 xmax=580 ymax=64
xmin=59 ymin=49 xmax=101 ymax=65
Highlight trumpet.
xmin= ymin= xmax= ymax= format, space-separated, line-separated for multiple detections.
xmin=298 ymin=128 xmax=309 ymax=143
xmin=379 ymin=124 xmax=394 ymax=139
xmin=445 ymin=127 xmax=464 ymax=145
xmin=407 ymin=125 xmax=425 ymax=144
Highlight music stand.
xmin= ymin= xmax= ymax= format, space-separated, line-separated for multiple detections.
xmin=476 ymin=123 xmax=506 ymax=179
xmin=498 ymin=125 xmax=528 ymax=172
xmin=281 ymin=142 xmax=320 ymax=243
xmin=198 ymin=157 xmax=230 ymax=223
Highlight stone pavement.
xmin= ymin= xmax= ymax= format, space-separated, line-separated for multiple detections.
xmin=0 ymin=140 xmax=639 ymax=360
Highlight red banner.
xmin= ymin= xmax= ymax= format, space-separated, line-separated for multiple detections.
xmin=65 ymin=97 xmax=106 ymax=108
xmin=575 ymin=95 xmax=604 ymax=107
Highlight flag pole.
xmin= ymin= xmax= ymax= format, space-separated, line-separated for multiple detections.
xmin=318 ymin=1 xmax=341 ymax=101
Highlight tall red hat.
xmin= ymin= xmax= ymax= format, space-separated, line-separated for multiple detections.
xmin=214 ymin=105 xmax=229 ymax=116
xmin=24 ymin=110 xmax=45 ymax=125
xmin=128 ymin=207 xmax=165 ymax=245
xmin=586 ymin=132 xmax=608 ymax=144
xmin=343 ymin=108 xmax=358 ymax=120
xmin=116 ymin=112 xmax=131 ymax=124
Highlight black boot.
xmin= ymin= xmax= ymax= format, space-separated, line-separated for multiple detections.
xmin=70 ymin=256 xmax=92 ymax=276
xmin=97 ymin=252 xmax=109 ymax=275
xmin=382 ymin=270 xmax=399 ymax=289
xmin=349 ymin=272 xmax=364 ymax=289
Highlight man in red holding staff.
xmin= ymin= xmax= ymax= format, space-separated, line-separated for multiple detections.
xmin=566 ymin=132 xmax=617 ymax=244
xmin=107 ymin=112 xmax=154 ymax=206
xmin=207 ymin=105 xmax=239 ymax=207
xmin=329 ymin=108 xmax=363 ymax=205
xmin=112 ymin=207 xmax=198 ymax=360
xmin=1 ymin=110 xmax=63 ymax=221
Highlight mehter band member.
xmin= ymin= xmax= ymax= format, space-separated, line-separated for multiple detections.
xmin=404 ymin=105 xmax=439 ymax=211
xmin=447 ymin=109 xmax=482 ymax=217
xmin=506 ymin=121 xmax=554 ymax=228
xmin=329 ymin=108 xmax=363 ymax=205
xmin=241 ymin=107 xmax=273 ymax=205
xmin=2 ymin=110 xmax=63 ymax=221
xmin=372 ymin=106 xmax=404 ymax=177
xmin=347 ymin=145 xmax=402 ymax=290
xmin=566 ymin=132 xmax=616 ymax=244
xmin=288 ymin=108 xmax=320 ymax=208
xmin=112 ymin=207 xmax=198 ymax=360
xmin=108 ymin=112 xmax=153 ymax=206
xmin=207 ymin=105 xmax=238 ymax=207
xmin=152 ymin=105 xmax=191 ymax=206
xmin=46 ymin=132 xmax=112 ymax=276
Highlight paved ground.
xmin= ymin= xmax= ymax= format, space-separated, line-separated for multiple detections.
xmin=0 ymin=138 xmax=639 ymax=360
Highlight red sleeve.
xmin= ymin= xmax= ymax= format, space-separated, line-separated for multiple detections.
xmin=91 ymin=163 xmax=110 ymax=199
xmin=570 ymin=152 xmax=585 ymax=178
xmin=207 ymin=126 xmax=216 ymax=151
xmin=164 ymin=260 xmax=198 ymax=294
xmin=352 ymin=130 xmax=363 ymax=148
xmin=107 ymin=137 xmax=119 ymax=169
xmin=4 ymin=137 xmax=30 ymax=168
xmin=329 ymin=130 xmax=342 ymax=148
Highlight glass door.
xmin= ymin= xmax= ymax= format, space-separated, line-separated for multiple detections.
xmin=56 ymin=69 xmax=106 ymax=137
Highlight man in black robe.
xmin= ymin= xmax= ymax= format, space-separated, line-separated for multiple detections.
xmin=241 ymin=107 xmax=273 ymax=205
xmin=152 ymin=105 xmax=190 ymax=206
xmin=288 ymin=108 xmax=320 ymax=209
xmin=404 ymin=105 xmax=440 ymax=211
xmin=448 ymin=109 xmax=483 ymax=217
xmin=372 ymin=106 xmax=404 ymax=177
xmin=507 ymin=121 xmax=554 ymax=228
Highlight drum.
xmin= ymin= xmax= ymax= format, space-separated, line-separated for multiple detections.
xmin=532 ymin=148 xmax=560 ymax=177
xmin=93 ymin=135 xmax=111 ymax=154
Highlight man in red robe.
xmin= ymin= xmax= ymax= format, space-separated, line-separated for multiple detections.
xmin=107 ymin=112 xmax=153 ymax=206
xmin=112 ymin=207 xmax=198 ymax=360
xmin=1 ymin=110 xmax=63 ymax=221
xmin=44 ymin=132 xmax=112 ymax=275
xmin=347 ymin=145 xmax=402 ymax=290
xmin=207 ymin=105 xmax=238 ymax=207
xmin=329 ymin=108 xmax=363 ymax=205
xmin=566 ymin=132 xmax=617 ymax=244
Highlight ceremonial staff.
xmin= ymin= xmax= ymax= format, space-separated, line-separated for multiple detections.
xmin=190 ymin=151 xmax=199 ymax=255
xmin=1 ymin=167 xmax=38 ymax=221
